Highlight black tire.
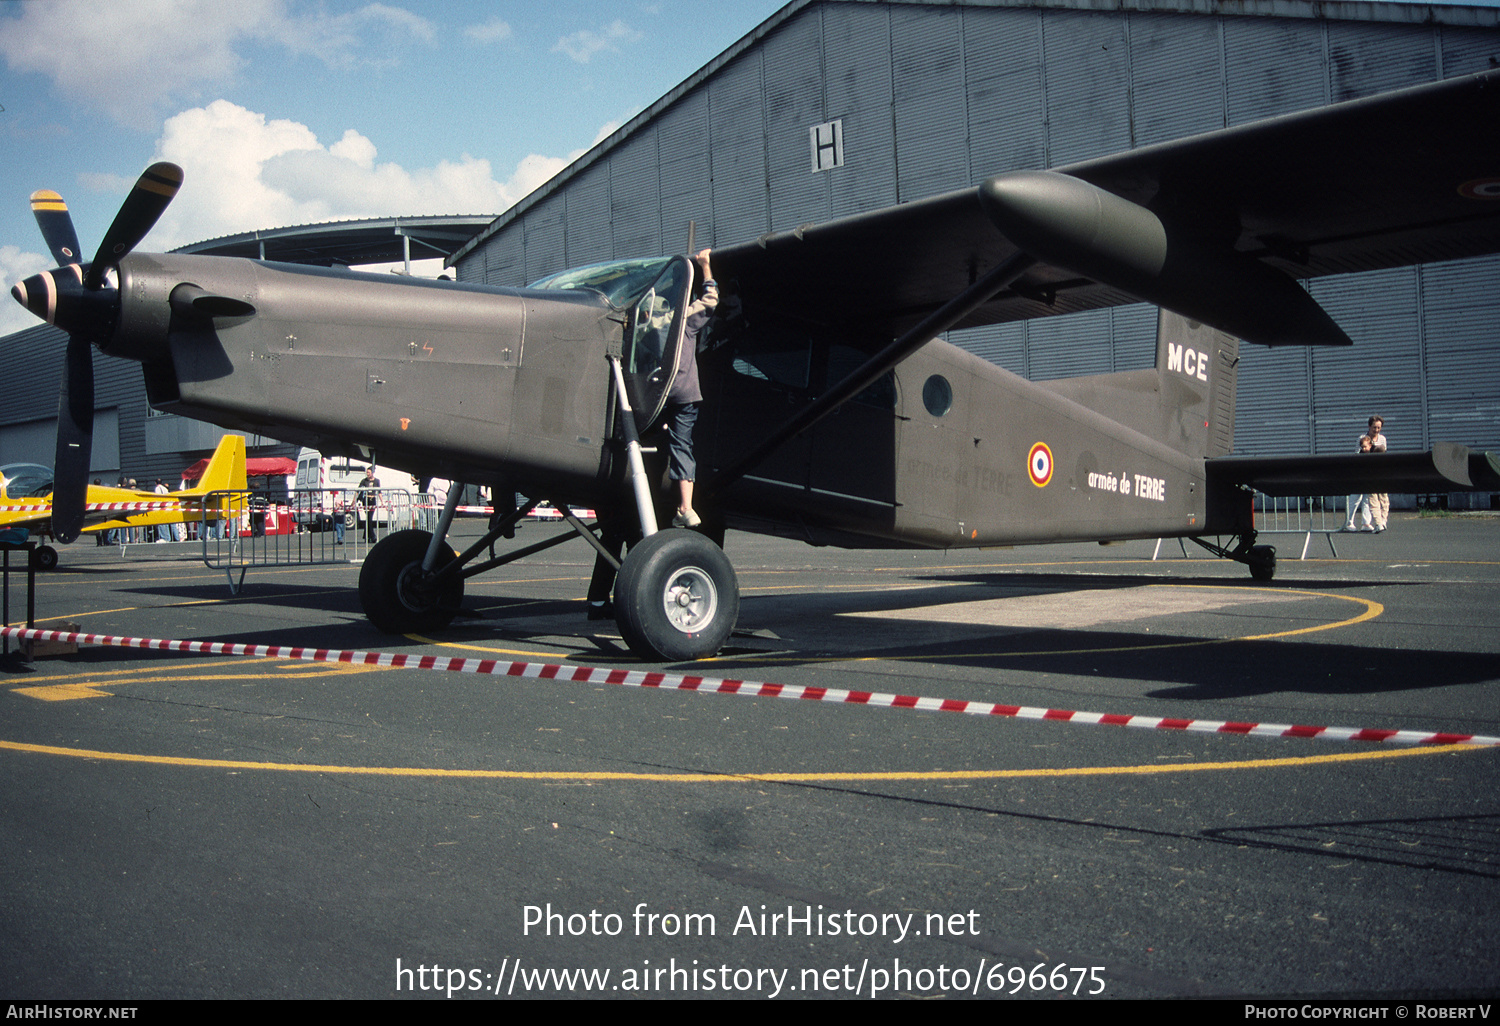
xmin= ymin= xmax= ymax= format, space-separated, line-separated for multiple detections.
xmin=343 ymin=511 xmax=357 ymax=529
xmin=1248 ymin=544 xmax=1277 ymax=582
xmin=614 ymin=529 xmax=738 ymax=661
xmin=359 ymin=529 xmax=463 ymax=633
xmin=31 ymin=545 xmax=58 ymax=572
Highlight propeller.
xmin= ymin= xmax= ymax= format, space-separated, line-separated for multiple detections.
xmin=84 ymin=163 xmax=183 ymax=290
xmin=29 ymin=190 xmax=82 ymax=265
xmin=13 ymin=163 xmax=183 ymax=542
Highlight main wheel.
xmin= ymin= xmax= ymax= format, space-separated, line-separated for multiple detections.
xmin=31 ymin=545 xmax=58 ymax=572
xmin=614 ymin=529 xmax=739 ymax=661
xmin=1248 ymin=544 xmax=1277 ymax=582
xmin=359 ymin=529 xmax=463 ymax=633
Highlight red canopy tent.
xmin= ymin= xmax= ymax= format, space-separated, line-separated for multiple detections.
xmin=181 ymin=454 xmax=296 ymax=482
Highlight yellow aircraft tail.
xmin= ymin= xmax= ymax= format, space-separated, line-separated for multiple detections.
xmin=87 ymin=434 xmax=250 ymax=534
xmin=185 ymin=434 xmax=248 ymax=495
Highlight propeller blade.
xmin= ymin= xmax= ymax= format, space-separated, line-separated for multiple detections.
xmin=84 ymin=162 xmax=183 ymax=290
xmin=29 ymin=190 xmax=83 ymax=265
xmin=51 ymin=334 xmax=95 ymax=543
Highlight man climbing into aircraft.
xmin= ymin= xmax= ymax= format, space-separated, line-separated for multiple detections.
xmin=664 ymin=247 xmax=718 ymax=529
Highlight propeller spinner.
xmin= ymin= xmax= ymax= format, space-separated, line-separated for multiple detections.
xmin=10 ymin=162 xmax=183 ymax=542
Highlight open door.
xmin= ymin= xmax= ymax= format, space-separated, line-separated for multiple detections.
xmin=621 ymin=256 xmax=693 ymax=432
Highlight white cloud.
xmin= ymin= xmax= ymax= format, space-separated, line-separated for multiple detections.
xmin=464 ymin=18 xmax=513 ymax=44
xmin=553 ymin=20 xmax=643 ymax=64
xmin=0 ymin=0 xmax=435 ymax=128
xmin=0 ymin=0 xmax=275 ymax=129
xmin=0 ymin=245 xmax=55 ymax=337
xmin=591 ymin=120 xmax=623 ymax=146
xmin=141 ymin=100 xmax=586 ymax=251
xmin=269 ymin=2 xmax=436 ymax=68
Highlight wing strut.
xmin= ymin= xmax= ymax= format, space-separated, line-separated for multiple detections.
xmin=708 ymin=251 xmax=1037 ymax=496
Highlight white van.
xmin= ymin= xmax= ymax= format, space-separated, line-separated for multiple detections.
xmin=292 ymin=448 xmax=416 ymax=532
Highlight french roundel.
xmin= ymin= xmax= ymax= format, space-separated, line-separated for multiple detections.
xmin=1027 ymin=442 xmax=1053 ymax=487
xmin=1458 ymin=177 xmax=1500 ymax=200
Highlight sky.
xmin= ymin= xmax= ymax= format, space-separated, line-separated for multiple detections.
xmin=0 ymin=0 xmax=786 ymax=335
xmin=2 ymin=0 xmax=1498 ymax=338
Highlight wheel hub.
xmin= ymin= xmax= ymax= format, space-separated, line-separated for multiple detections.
xmin=662 ymin=566 xmax=718 ymax=634
xmin=394 ymin=561 xmax=437 ymax=613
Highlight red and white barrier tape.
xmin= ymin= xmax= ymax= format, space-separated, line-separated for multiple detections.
xmin=443 ymin=505 xmax=597 ymax=519
xmin=3 ymin=626 xmax=1495 ymax=748
xmin=0 ymin=501 xmax=196 ymax=513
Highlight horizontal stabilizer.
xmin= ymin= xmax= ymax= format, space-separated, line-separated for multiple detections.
xmin=1208 ymin=443 xmax=1479 ymax=497
xmin=1470 ymin=451 xmax=1500 ymax=491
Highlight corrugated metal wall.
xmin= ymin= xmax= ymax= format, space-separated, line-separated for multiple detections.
xmin=461 ymin=1 xmax=1500 ymax=460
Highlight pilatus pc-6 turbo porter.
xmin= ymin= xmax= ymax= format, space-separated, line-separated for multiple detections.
xmin=12 ymin=72 xmax=1500 ymax=660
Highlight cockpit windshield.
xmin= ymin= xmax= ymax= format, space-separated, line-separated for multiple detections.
xmin=0 ymin=463 xmax=55 ymax=498
xmin=529 ymin=257 xmax=674 ymax=308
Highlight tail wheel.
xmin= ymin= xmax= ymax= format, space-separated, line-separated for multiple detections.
xmin=1248 ymin=544 xmax=1277 ymax=582
xmin=615 ymin=529 xmax=738 ymax=661
xmin=31 ymin=545 xmax=59 ymax=572
xmin=358 ymin=529 xmax=463 ymax=633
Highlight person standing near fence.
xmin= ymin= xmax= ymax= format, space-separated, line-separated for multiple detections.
xmin=1363 ymin=415 xmax=1389 ymax=533
xmin=357 ymin=466 xmax=381 ymax=542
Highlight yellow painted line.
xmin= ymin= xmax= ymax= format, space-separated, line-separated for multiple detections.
xmin=37 ymin=586 xmax=354 ymax=625
xmin=0 ymin=737 xmax=1479 ymax=781
xmin=29 ymin=564 xmax=349 ymax=589
xmin=407 ymin=634 xmax=570 ymax=660
xmin=7 ymin=655 xmax=290 ymax=684
xmin=13 ymin=683 xmax=115 ymax=701
xmin=8 ymin=658 xmax=392 ymax=701
xmin=702 ymin=585 xmax=1382 ymax=666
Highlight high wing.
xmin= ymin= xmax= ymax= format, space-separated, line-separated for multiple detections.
xmin=713 ymin=69 xmax=1500 ymax=347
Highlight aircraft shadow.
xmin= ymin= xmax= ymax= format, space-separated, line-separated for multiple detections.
xmin=716 ymin=570 xmax=1499 ymax=700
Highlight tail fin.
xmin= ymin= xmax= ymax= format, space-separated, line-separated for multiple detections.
xmin=185 ymin=434 xmax=247 ymax=494
xmin=1155 ymin=310 xmax=1237 ymax=458
xmin=1038 ymin=309 xmax=1238 ymax=458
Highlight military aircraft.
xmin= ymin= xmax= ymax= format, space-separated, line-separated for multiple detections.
xmin=10 ymin=71 xmax=1500 ymax=660
xmin=0 ymin=434 xmax=248 ymax=570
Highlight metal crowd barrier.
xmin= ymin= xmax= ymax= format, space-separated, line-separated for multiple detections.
xmin=1152 ymin=493 xmax=1349 ymax=562
xmin=1250 ymin=493 xmax=1347 ymax=559
xmin=201 ymin=488 xmax=431 ymax=593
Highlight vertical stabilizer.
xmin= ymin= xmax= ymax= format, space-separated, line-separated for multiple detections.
xmin=1155 ymin=310 xmax=1237 ymax=458
xmin=1036 ymin=309 xmax=1238 ymax=459
xmin=186 ymin=434 xmax=248 ymax=494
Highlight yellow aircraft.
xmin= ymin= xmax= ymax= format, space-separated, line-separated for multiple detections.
xmin=0 ymin=434 xmax=247 ymax=570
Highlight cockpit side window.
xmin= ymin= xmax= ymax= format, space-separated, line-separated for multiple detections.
xmin=529 ymin=257 xmax=672 ymax=307
xmin=0 ymin=464 xmax=55 ymax=498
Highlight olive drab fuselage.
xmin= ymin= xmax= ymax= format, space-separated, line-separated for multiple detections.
xmin=109 ymin=250 xmax=1221 ymax=553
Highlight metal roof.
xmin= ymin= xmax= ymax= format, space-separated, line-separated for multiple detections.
xmin=448 ymin=0 xmax=1500 ymax=268
xmin=175 ymin=215 xmax=495 ymax=267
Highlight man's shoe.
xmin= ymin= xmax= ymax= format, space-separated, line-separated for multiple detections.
xmin=587 ymin=601 xmax=613 ymax=621
xmin=672 ymin=509 xmax=702 ymax=528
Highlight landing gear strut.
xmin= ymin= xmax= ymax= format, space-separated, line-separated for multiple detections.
xmin=1190 ymin=531 xmax=1277 ymax=581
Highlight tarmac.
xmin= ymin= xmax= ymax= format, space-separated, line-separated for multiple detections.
xmin=2 ymin=512 xmax=1498 ymax=999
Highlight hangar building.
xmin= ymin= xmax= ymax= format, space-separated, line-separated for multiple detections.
xmin=450 ymin=0 xmax=1500 ymax=503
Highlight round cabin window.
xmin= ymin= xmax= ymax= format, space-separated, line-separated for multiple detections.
xmin=922 ymin=374 xmax=953 ymax=417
